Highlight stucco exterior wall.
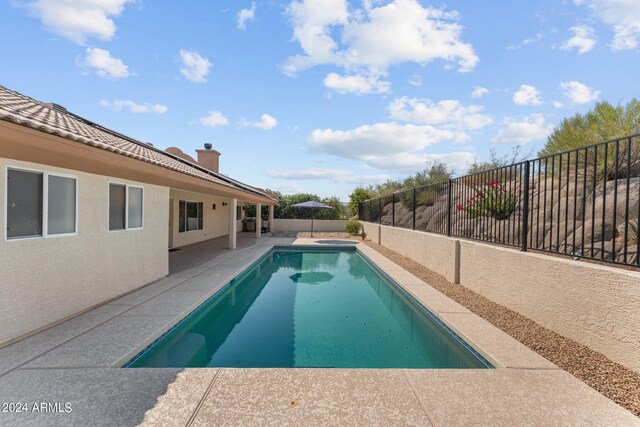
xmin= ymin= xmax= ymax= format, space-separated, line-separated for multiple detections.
xmin=272 ymin=219 xmax=347 ymax=233
xmin=362 ymin=222 xmax=459 ymax=282
xmin=169 ymin=189 xmax=232 ymax=248
xmin=458 ymin=240 xmax=640 ymax=372
xmin=362 ymin=221 xmax=380 ymax=244
xmin=363 ymin=222 xmax=640 ymax=372
xmin=380 ymin=226 xmax=459 ymax=283
xmin=0 ymin=159 xmax=169 ymax=345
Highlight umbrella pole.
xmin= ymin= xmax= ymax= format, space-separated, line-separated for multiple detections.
xmin=311 ymin=217 xmax=314 ymax=237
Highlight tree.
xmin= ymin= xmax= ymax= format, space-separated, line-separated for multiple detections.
xmin=245 ymin=192 xmax=347 ymax=220
xmin=540 ymin=99 xmax=640 ymax=156
xmin=539 ymin=99 xmax=640 ymax=181
xmin=404 ymin=161 xmax=454 ymax=188
xmin=348 ymin=188 xmax=373 ymax=217
xmin=362 ymin=161 xmax=455 ymax=199
xmin=366 ymin=178 xmax=402 ymax=198
xmin=467 ymin=146 xmax=531 ymax=175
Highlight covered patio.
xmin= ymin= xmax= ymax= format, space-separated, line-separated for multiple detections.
xmin=169 ymin=232 xmax=265 ymax=274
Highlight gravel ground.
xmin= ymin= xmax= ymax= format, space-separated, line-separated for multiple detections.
xmin=364 ymin=240 xmax=640 ymax=417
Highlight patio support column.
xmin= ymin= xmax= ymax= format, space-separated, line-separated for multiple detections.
xmin=228 ymin=198 xmax=237 ymax=249
xmin=268 ymin=205 xmax=274 ymax=234
xmin=256 ymin=203 xmax=262 ymax=238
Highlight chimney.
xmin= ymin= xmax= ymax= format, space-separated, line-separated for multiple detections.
xmin=196 ymin=143 xmax=221 ymax=173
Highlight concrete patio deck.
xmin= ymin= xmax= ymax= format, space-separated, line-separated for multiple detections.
xmin=0 ymin=238 xmax=637 ymax=426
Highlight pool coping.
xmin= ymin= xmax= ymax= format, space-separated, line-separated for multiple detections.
xmin=124 ymin=242 xmax=493 ymax=370
xmin=0 ymin=237 xmax=637 ymax=426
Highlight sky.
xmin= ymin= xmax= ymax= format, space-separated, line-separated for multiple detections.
xmin=1 ymin=0 xmax=639 ymax=200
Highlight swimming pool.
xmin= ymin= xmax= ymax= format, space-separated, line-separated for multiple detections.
xmin=126 ymin=247 xmax=491 ymax=369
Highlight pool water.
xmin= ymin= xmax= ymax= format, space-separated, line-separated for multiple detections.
xmin=126 ymin=247 xmax=491 ymax=369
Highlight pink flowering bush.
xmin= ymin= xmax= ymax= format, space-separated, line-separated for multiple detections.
xmin=457 ymin=180 xmax=517 ymax=220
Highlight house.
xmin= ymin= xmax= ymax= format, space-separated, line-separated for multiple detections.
xmin=0 ymin=85 xmax=277 ymax=347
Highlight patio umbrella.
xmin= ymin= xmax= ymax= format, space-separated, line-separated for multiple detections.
xmin=292 ymin=200 xmax=334 ymax=237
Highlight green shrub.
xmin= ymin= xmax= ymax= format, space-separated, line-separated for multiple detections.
xmin=345 ymin=219 xmax=363 ymax=235
xmin=458 ymin=180 xmax=517 ymax=220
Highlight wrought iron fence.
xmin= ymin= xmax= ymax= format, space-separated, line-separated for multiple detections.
xmin=359 ymin=133 xmax=640 ymax=267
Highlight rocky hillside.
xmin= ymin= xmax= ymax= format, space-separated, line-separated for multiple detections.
xmin=373 ymin=176 xmax=639 ymax=264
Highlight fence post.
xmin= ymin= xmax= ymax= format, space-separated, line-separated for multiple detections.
xmin=521 ymin=161 xmax=530 ymax=252
xmin=447 ymin=179 xmax=452 ymax=237
xmin=412 ymin=188 xmax=416 ymax=230
xmin=392 ymin=193 xmax=396 ymax=227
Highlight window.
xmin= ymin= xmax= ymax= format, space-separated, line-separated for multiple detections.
xmin=6 ymin=168 xmax=76 ymax=240
xmin=48 ymin=175 xmax=76 ymax=235
xmin=178 ymin=200 xmax=203 ymax=232
xmin=109 ymin=183 xmax=143 ymax=231
xmin=128 ymin=187 xmax=143 ymax=229
xmin=236 ymin=206 xmax=241 ymax=221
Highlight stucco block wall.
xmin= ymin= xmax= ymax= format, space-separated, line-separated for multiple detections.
xmin=272 ymin=219 xmax=347 ymax=233
xmin=458 ymin=240 xmax=640 ymax=372
xmin=169 ymin=189 xmax=232 ymax=248
xmin=0 ymin=159 xmax=169 ymax=345
xmin=362 ymin=222 xmax=380 ymax=244
xmin=362 ymin=223 xmax=458 ymax=283
xmin=364 ymin=222 xmax=640 ymax=372
xmin=379 ymin=225 xmax=459 ymax=283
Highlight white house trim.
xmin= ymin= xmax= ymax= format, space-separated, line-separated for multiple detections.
xmin=4 ymin=165 xmax=79 ymax=242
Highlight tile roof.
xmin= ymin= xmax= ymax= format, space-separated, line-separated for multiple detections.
xmin=0 ymin=85 xmax=276 ymax=202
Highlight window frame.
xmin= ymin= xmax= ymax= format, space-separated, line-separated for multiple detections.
xmin=4 ymin=166 xmax=78 ymax=242
xmin=108 ymin=182 xmax=144 ymax=232
xmin=178 ymin=199 xmax=204 ymax=233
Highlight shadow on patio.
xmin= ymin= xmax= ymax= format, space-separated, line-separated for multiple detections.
xmin=169 ymin=232 xmax=262 ymax=274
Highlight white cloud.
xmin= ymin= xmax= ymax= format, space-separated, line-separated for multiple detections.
xmin=363 ymin=151 xmax=475 ymax=171
xmin=342 ymin=1 xmax=478 ymax=72
xmin=241 ymin=114 xmax=278 ymax=129
xmin=284 ymin=0 xmax=478 ymax=91
xmin=100 ymin=100 xmax=167 ymax=114
xmin=23 ymin=0 xmax=133 ymax=44
xmin=388 ymin=97 xmax=493 ymax=135
xmin=513 ymin=84 xmax=543 ymax=106
xmin=285 ymin=0 xmax=349 ymax=75
xmin=306 ymin=121 xmax=475 ymax=171
xmin=561 ymin=25 xmax=596 ymax=54
xmin=199 ymin=111 xmax=229 ymax=127
xmin=420 ymin=152 xmax=476 ymax=172
xmin=179 ymin=50 xmax=212 ymax=83
xmin=323 ymin=72 xmax=390 ymax=94
xmin=251 ymin=114 xmax=278 ymax=130
xmin=492 ymin=114 xmax=553 ymax=145
xmin=576 ymin=0 xmax=640 ymax=50
xmin=559 ymin=81 xmax=600 ymax=104
xmin=237 ymin=2 xmax=256 ymax=31
xmin=507 ymin=31 xmax=545 ymax=49
xmin=274 ymin=182 xmax=305 ymax=194
xmin=81 ymin=48 xmax=129 ymax=79
xmin=309 ymin=122 xmax=453 ymax=157
xmin=266 ymin=168 xmax=390 ymax=184
xmin=408 ymin=75 xmax=422 ymax=87
xmin=471 ymin=86 xmax=489 ymax=99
